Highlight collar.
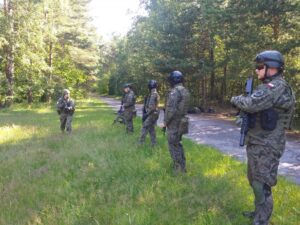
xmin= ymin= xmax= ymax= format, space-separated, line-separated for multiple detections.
xmin=150 ymin=88 xmax=157 ymax=93
xmin=263 ymin=72 xmax=283 ymax=83
xmin=173 ymin=83 xmax=183 ymax=88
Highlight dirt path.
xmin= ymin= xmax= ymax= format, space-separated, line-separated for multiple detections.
xmin=101 ymin=96 xmax=300 ymax=184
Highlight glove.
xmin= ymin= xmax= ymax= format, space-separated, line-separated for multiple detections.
xmin=235 ymin=114 xmax=243 ymax=126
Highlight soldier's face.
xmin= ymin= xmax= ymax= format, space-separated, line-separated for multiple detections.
xmin=255 ymin=64 xmax=266 ymax=80
xmin=124 ymin=87 xmax=129 ymax=93
xmin=64 ymin=93 xmax=69 ymax=99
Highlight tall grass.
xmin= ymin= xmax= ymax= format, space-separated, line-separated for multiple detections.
xmin=0 ymin=99 xmax=299 ymax=225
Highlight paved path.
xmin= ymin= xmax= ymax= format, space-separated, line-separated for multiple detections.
xmin=101 ymin=97 xmax=300 ymax=184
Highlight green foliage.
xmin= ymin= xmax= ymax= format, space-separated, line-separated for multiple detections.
xmin=98 ymin=0 xmax=300 ymax=122
xmin=0 ymin=0 xmax=99 ymax=105
xmin=0 ymin=98 xmax=299 ymax=224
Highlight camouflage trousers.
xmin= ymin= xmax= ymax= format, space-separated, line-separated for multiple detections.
xmin=139 ymin=114 xmax=158 ymax=145
xmin=247 ymin=143 xmax=283 ymax=187
xmin=123 ymin=109 xmax=134 ymax=133
xmin=167 ymin=119 xmax=186 ymax=172
xmin=246 ymin=144 xmax=283 ymax=225
xmin=60 ymin=113 xmax=73 ymax=133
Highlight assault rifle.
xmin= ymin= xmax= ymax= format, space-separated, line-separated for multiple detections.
xmin=161 ymin=108 xmax=166 ymax=135
xmin=239 ymin=77 xmax=254 ymax=147
xmin=112 ymin=98 xmax=125 ymax=125
xmin=142 ymin=95 xmax=148 ymax=122
xmin=64 ymin=101 xmax=75 ymax=115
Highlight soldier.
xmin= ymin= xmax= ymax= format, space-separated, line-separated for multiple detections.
xmin=139 ymin=80 xmax=160 ymax=146
xmin=56 ymin=89 xmax=75 ymax=134
xmin=231 ymin=50 xmax=295 ymax=225
xmin=122 ymin=83 xmax=136 ymax=133
xmin=163 ymin=71 xmax=190 ymax=174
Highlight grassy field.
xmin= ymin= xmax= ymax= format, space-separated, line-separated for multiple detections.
xmin=0 ymin=98 xmax=299 ymax=225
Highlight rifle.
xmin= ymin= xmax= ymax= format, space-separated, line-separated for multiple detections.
xmin=142 ymin=95 xmax=148 ymax=122
xmin=239 ymin=77 xmax=254 ymax=147
xmin=161 ymin=108 xmax=166 ymax=135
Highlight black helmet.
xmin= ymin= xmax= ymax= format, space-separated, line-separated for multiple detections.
xmin=148 ymin=80 xmax=157 ymax=90
xmin=255 ymin=50 xmax=284 ymax=70
xmin=168 ymin=71 xmax=183 ymax=86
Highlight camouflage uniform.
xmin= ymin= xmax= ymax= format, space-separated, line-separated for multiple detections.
xmin=164 ymin=83 xmax=190 ymax=173
xmin=139 ymin=88 xmax=160 ymax=145
xmin=56 ymin=96 xmax=75 ymax=134
xmin=122 ymin=89 xmax=136 ymax=133
xmin=231 ymin=74 xmax=295 ymax=225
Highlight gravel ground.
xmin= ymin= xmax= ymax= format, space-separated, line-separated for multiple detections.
xmin=101 ymin=96 xmax=300 ymax=184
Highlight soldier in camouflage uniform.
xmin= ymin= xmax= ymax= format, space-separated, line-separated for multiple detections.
xmin=122 ymin=83 xmax=136 ymax=133
xmin=56 ymin=89 xmax=75 ymax=134
xmin=139 ymin=80 xmax=160 ymax=146
xmin=231 ymin=50 xmax=295 ymax=225
xmin=163 ymin=71 xmax=190 ymax=174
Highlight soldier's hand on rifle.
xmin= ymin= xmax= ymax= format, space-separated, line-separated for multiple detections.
xmin=118 ymin=105 xmax=124 ymax=113
xmin=235 ymin=114 xmax=243 ymax=126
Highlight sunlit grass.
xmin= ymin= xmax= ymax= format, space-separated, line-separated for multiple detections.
xmin=0 ymin=98 xmax=299 ymax=225
xmin=0 ymin=125 xmax=37 ymax=144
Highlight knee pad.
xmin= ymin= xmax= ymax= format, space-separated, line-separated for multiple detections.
xmin=252 ymin=180 xmax=265 ymax=205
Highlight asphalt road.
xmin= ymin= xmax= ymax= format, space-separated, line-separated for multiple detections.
xmin=101 ymin=96 xmax=300 ymax=184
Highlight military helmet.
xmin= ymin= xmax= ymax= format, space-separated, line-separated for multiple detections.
xmin=123 ymin=83 xmax=132 ymax=89
xmin=63 ymin=89 xmax=70 ymax=95
xmin=168 ymin=70 xmax=183 ymax=85
xmin=148 ymin=80 xmax=157 ymax=90
xmin=255 ymin=50 xmax=284 ymax=70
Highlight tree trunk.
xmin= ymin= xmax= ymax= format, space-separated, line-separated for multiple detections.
xmin=272 ymin=15 xmax=280 ymax=40
xmin=27 ymin=88 xmax=33 ymax=104
xmin=4 ymin=0 xmax=8 ymax=15
xmin=220 ymin=64 xmax=227 ymax=104
xmin=201 ymin=76 xmax=207 ymax=110
xmin=209 ymin=42 xmax=215 ymax=101
xmin=4 ymin=0 xmax=14 ymax=107
xmin=45 ymin=41 xmax=53 ymax=103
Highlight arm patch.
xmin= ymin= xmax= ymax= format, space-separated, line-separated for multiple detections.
xmin=251 ymin=90 xmax=265 ymax=98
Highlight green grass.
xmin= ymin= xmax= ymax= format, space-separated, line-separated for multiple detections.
xmin=0 ymin=98 xmax=299 ymax=225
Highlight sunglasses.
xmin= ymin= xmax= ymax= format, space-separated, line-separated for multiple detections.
xmin=255 ymin=64 xmax=265 ymax=70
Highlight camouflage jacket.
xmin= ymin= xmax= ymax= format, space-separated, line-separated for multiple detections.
xmin=56 ymin=97 xmax=75 ymax=115
xmin=122 ymin=90 xmax=136 ymax=110
xmin=164 ymin=83 xmax=190 ymax=126
xmin=145 ymin=89 xmax=160 ymax=116
xmin=231 ymin=74 xmax=295 ymax=149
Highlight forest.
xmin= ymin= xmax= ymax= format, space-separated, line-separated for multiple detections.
xmin=98 ymin=0 xmax=300 ymax=121
xmin=0 ymin=0 xmax=99 ymax=106
xmin=1 ymin=0 xmax=300 ymax=122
